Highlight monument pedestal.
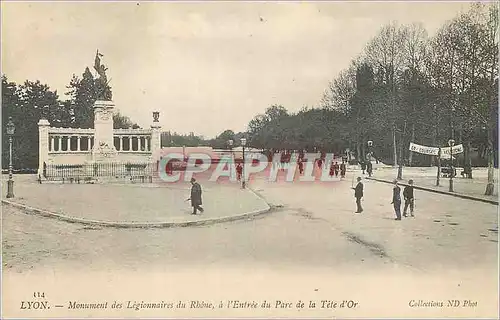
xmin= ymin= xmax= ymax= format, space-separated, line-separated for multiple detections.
xmin=91 ymin=143 xmax=118 ymax=162
xmin=92 ymin=100 xmax=118 ymax=162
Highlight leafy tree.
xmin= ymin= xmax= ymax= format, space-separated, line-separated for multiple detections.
xmin=210 ymin=129 xmax=235 ymax=149
xmin=66 ymin=68 xmax=96 ymax=128
xmin=3 ymin=79 xmax=60 ymax=169
xmin=113 ymin=111 xmax=140 ymax=129
xmin=66 ymin=66 xmax=114 ymax=129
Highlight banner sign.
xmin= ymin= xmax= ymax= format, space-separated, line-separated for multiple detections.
xmin=441 ymin=144 xmax=464 ymax=155
xmin=409 ymin=143 xmax=439 ymax=156
xmin=409 ymin=142 xmax=463 ymax=156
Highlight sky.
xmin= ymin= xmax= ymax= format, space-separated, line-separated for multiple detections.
xmin=1 ymin=1 xmax=470 ymax=138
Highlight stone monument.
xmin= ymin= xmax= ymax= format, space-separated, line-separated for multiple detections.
xmin=91 ymin=50 xmax=117 ymax=161
xmin=94 ymin=50 xmax=112 ymax=101
xmin=91 ymin=100 xmax=118 ymax=161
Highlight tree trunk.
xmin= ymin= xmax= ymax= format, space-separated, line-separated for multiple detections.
xmin=356 ymin=141 xmax=361 ymax=163
xmin=392 ymin=125 xmax=397 ymax=167
xmin=431 ymin=104 xmax=439 ymax=167
xmin=485 ymin=138 xmax=494 ymax=195
xmin=408 ymin=123 xmax=415 ymax=166
xmin=485 ymin=73 xmax=497 ymax=195
xmin=463 ymin=139 xmax=473 ymax=179
xmin=436 ymin=148 xmax=441 ymax=186
xmin=397 ymin=121 xmax=407 ymax=180
xmin=431 ymin=129 xmax=437 ymax=167
xmin=485 ymin=105 xmax=495 ymax=195
xmin=361 ymin=139 xmax=366 ymax=162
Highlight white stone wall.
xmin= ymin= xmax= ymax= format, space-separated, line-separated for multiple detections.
xmin=37 ymin=119 xmax=50 ymax=176
xmin=38 ymin=101 xmax=162 ymax=177
xmin=48 ymin=153 xmax=92 ymax=165
xmin=93 ymin=100 xmax=115 ymax=149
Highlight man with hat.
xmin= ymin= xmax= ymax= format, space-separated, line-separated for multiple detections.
xmin=352 ymin=177 xmax=364 ymax=213
xmin=391 ymin=179 xmax=402 ymax=220
xmin=403 ymin=179 xmax=415 ymax=217
xmin=187 ymin=178 xmax=204 ymax=215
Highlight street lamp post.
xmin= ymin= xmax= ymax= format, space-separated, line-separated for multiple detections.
xmin=228 ymin=139 xmax=234 ymax=155
xmin=448 ymin=139 xmax=455 ymax=192
xmin=240 ymin=138 xmax=247 ymax=189
xmin=6 ymin=117 xmax=15 ymax=198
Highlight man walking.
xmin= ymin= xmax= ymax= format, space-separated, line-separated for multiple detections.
xmin=236 ymin=163 xmax=243 ymax=181
xmin=403 ymin=179 xmax=415 ymax=217
xmin=360 ymin=160 xmax=366 ymax=175
xmin=334 ymin=162 xmax=340 ymax=177
xmin=187 ymin=178 xmax=204 ymax=215
xmin=352 ymin=177 xmax=363 ymax=213
xmin=366 ymin=161 xmax=373 ymax=177
xmin=391 ymin=180 xmax=402 ymax=220
xmin=298 ymin=158 xmax=304 ymax=174
xmin=340 ymin=161 xmax=346 ymax=179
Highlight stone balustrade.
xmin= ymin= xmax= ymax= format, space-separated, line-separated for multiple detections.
xmin=38 ymin=100 xmax=162 ymax=176
xmin=46 ymin=129 xmax=155 ymax=153
xmin=113 ymin=134 xmax=152 ymax=152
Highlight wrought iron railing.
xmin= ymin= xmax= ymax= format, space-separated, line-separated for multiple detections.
xmin=42 ymin=162 xmax=157 ymax=182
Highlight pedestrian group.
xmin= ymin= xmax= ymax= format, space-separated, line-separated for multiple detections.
xmin=186 ymin=156 xmax=416 ymax=221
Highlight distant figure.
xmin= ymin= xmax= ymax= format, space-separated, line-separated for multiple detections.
xmin=329 ymin=161 xmax=335 ymax=177
xmin=403 ymin=179 xmax=415 ymax=217
xmin=187 ymin=178 xmax=204 ymax=215
xmin=334 ymin=162 xmax=340 ymax=177
xmin=298 ymin=158 xmax=304 ymax=174
xmin=340 ymin=161 xmax=346 ymax=179
xmin=366 ymin=161 xmax=373 ymax=177
xmin=236 ymin=163 xmax=243 ymax=181
xmin=360 ymin=161 xmax=366 ymax=175
xmin=352 ymin=177 xmax=364 ymax=213
xmin=317 ymin=158 xmax=323 ymax=169
xmin=391 ymin=180 xmax=402 ymax=220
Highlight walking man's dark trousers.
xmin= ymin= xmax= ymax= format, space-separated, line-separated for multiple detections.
xmin=190 ymin=179 xmax=204 ymax=215
xmin=354 ymin=179 xmax=364 ymax=213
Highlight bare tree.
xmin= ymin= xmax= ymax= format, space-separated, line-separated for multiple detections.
xmin=400 ymin=23 xmax=429 ymax=166
xmin=321 ymin=65 xmax=357 ymax=115
xmin=364 ymin=21 xmax=407 ymax=167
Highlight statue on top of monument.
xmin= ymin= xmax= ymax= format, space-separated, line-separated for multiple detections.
xmin=94 ymin=50 xmax=113 ymax=101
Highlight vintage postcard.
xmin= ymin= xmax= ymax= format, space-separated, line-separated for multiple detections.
xmin=1 ymin=1 xmax=499 ymax=318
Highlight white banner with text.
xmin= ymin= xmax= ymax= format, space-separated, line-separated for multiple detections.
xmin=409 ymin=143 xmax=463 ymax=156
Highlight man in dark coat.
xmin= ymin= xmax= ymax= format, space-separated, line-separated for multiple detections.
xmin=236 ymin=163 xmax=243 ymax=181
xmin=366 ymin=161 xmax=373 ymax=177
xmin=334 ymin=162 xmax=340 ymax=177
xmin=391 ymin=180 xmax=402 ymax=220
xmin=360 ymin=160 xmax=366 ymax=175
xmin=188 ymin=178 xmax=204 ymax=215
xmin=352 ymin=177 xmax=363 ymax=213
xmin=298 ymin=158 xmax=304 ymax=174
xmin=403 ymin=179 xmax=415 ymax=217
xmin=340 ymin=161 xmax=346 ymax=179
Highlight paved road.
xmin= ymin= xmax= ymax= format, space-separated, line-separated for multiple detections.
xmin=249 ymin=177 xmax=498 ymax=274
xmin=3 ymin=176 xmax=497 ymax=276
xmin=4 ymin=175 xmax=268 ymax=222
xmin=370 ymin=166 xmax=498 ymax=201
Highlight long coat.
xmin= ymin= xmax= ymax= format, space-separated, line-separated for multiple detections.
xmin=354 ymin=182 xmax=363 ymax=199
xmin=190 ymin=182 xmax=203 ymax=207
xmin=366 ymin=161 xmax=373 ymax=173
xmin=392 ymin=185 xmax=401 ymax=203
